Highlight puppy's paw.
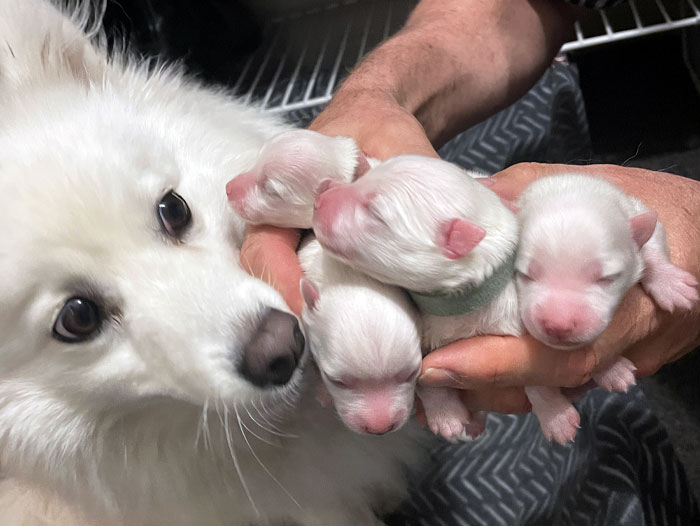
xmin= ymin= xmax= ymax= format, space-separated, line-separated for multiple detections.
xmin=537 ymin=404 xmax=580 ymax=446
xmin=593 ymin=357 xmax=637 ymax=393
xmin=642 ymin=262 xmax=699 ymax=312
xmin=526 ymin=386 xmax=580 ymax=445
xmin=426 ymin=405 xmax=473 ymax=442
xmin=418 ymin=386 xmax=481 ymax=442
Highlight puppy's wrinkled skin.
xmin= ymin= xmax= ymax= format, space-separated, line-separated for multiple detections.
xmin=299 ymin=239 xmax=422 ymax=436
xmin=516 ymin=174 xmax=698 ymax=443
xmin=0 ymin=1 xmax=426 ymax=524
xmin=313 ymin=156 xmax=520 ymax=441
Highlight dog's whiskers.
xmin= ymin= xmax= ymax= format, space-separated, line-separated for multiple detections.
xmin=194 ymin=399 xmax=212 ymax=452
xmin=247 ymin=400 xmax=298 ymax=439
xmin=222 ymin=401 xmax=259 ymax=517
xmin=234 ymin=405 xmax=303 ymax=511
xmin=237 ymin=410 xmax=281 ymax=447
xmin=278 ymin=389 xmax=298 ymax=411
xmin=256 ymin=394 xmax=286 ymax=426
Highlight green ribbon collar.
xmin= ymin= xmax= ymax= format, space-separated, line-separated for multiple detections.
xmin=409 ymin=250 xmax=517 ymax=317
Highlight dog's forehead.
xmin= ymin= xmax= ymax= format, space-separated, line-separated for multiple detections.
xmin=522 ymin=211 xmax=631 ymax=275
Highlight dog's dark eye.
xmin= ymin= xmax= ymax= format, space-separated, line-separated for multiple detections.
xmin=53 ymin=297 xmax=101 ymax=343
xmin=157 ymin=191 xmax=191 ymax=238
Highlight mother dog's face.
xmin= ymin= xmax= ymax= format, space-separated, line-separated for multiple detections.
xmin=0 ymin=82 xmax=305 ymax=413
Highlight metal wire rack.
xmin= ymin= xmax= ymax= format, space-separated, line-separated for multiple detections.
xmin=233 ymin=0 xmax=700 ymax=113
xmin=563 ymin=0 xmax=700 ymax=51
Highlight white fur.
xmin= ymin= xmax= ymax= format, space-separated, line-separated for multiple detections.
xmin=312 ymin=156 xmax=522 ymax=440
xmin=228 ymin=129 xmax=364 ymax=228
xmin=517 ymin=173 xmax=698 ymax=444
xmin=0 ymin=1 xmax=426 ymax=524
xmin=299 ymin=239 xmax=422 ymax=435
xmin=228 ymin=130 xmax=423 ymax=435
xmin=312 ymin=156 xmax=522 ymax=347
xmin=517 ymin=173 xmax=698 ymax=344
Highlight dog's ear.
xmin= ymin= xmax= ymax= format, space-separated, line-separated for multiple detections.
xmin=0 ymin=0 xmax=108 ymax=91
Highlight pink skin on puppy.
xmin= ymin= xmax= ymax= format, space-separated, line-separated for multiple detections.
xmin=226 ymin=129 xmax=367 ymax=228
xmin=313 ymin=156 xmax=519 ymax=441
xmin=517 ymin=176 xmax=697 ymax=350
xmin=298 ymin=239 xmax=422 ymax=435
xmin=516 ymin=174 xmax=698 ymax=444
xmin=521 ymin=259 xmax=608 ymax=349
xmin=226 ymin=130 xmax=420 ymax=436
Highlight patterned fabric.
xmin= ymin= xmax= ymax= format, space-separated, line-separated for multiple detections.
xmin=386 ymin=388 xmax=700 ymax=526
xmin=438 ymin=60 xmax=591 ymax=173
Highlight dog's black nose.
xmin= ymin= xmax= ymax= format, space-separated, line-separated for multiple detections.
xmin=238 ymin=309 xmax=305 ymax=388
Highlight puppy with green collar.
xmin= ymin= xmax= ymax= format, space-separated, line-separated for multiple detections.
xmin=313 ymin=156 xmax=520 ymax=441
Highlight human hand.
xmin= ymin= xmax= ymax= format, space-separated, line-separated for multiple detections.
xmin=309 ymin=88 xmax=438 ymax=160
xmin=236 ymin=87 xmax=438 ymax=318
xmin=419 ymin=163 xmax=700 ymax=412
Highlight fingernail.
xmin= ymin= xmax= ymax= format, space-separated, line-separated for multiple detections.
xmin=419 ymin=368 xmax=464 ymax=388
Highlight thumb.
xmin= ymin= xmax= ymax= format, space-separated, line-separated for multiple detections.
xmin=240 ymin=225 xmax=305 ymax=317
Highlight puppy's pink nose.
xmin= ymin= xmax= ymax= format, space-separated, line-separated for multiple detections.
xmin=363 ymin=422 xmax=396 ymax=435
xmin=226 ymin=172 xmax=257 ymax=216
xmin=541 ymin=318 xmax=575 ymax=340
xmin=357 ymin=408 xmax=406 ymax=435
xmin=536 ymin=296 xmax=598 ymax=345
xmin=361 ymin=412 xmax=398 ymax=435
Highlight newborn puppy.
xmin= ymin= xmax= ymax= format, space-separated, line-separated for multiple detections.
xmin=226 ymin=129 xmax=368 ymax=227
xmin=298 ymin=239 xmax=422 ymax=435
xmin=515 ymin=174 xmax=698 ymax=441
xmin=226 ymin=133 xmax=421 ymax=435
xmin=313 ymin=156 xmax=520 ymax=441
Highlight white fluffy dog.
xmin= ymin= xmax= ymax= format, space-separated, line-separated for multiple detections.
xmin=0 ymin=1 xmax=425 ymax=524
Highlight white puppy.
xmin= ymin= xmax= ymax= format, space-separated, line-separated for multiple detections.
xmin=229 ymin=130 xmax=422 ymax=436
xmin=227 ymin=129 xmax=369 ymax=228
xmin=0 ymin=1 xmax=425 ymax=524
xmin=313 ymin=156 xmax=519 ymax=441
xmin=515 ymin=173 xmax=698 ymax=441
xmin=299 ymin=239 xmax=422 ymax=435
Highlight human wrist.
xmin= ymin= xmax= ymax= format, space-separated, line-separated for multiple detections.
xmin=310 ymin=84 xmax=436 ymax=159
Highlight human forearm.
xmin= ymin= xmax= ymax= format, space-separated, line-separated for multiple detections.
xmin=318 ymin=0 xmax=581 ymax=150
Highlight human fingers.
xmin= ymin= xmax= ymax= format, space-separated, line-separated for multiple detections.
xmin=240 ymin=225 xmax=304 ymax=317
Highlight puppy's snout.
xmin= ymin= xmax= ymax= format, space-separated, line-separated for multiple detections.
xmin=226 ymin=172 xmax=256 ymax=218
xmin=238 ymin=309 xmax=305 ymax=388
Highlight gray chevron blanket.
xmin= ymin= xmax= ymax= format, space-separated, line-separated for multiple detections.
xmin=388 ymin=387 xmax=699 ymax=526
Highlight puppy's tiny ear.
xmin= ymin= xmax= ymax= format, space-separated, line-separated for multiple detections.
xmin=438 ymin=218 xmax=486 ymax=259
xmin=630 ymin=211 xmax=657 ymax=249
xmin=300 ymin=278 xmax=320 ymax=311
